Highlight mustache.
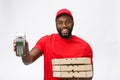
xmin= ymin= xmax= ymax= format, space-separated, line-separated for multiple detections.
xmin=60 ymin=27 xmax=70 ymax=30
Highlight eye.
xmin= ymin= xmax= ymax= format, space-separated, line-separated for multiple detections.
xmin=57 ymin=21 xmax=62 ymax=25
xmin=66 ymin=20 xmax=72 ymax=24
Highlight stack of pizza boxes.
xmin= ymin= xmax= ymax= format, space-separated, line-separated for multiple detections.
xmin=52 ymin=57 xmax=93 ymax=78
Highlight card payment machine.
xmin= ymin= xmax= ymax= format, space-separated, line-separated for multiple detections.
xmin=15 ymin=33 xmax=26 ymax=57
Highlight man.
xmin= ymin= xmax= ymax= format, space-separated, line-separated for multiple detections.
xmin=13 ymin=9 xmax=93 ymax=80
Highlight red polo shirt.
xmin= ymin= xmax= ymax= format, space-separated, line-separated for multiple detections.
xmin=34 ymin=33 xmax=93 ymax=80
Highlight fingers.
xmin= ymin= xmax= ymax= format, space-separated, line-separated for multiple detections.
xmin=13 ymin=39 xmax=29 ymax=56
xmin=13 ymin=39 xmax=16 ymax=51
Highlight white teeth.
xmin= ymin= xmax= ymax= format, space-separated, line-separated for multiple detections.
xmin=62 ymin=29 xmax=68 ymax=34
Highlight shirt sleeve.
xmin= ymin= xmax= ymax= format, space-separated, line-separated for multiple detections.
xmin=86 ymin=43 xmax=93 ymax=64
xmin=34 ymin=35 xmax=48 ymax=54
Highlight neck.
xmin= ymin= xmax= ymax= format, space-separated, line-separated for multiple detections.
xmin=59 ymin=34 xmax=72 ymax=39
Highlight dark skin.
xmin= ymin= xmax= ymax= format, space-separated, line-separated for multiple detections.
xmin=56 ymin=14 xmax=74 ymax=39
xmin=13 ymin=14 xmax=93 ymax=80
xmin=13 ymin=40 xmax=42 ymax=65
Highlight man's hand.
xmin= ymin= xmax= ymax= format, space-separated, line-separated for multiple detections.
xmin=13 ymin=39 xmax=29 ymax=57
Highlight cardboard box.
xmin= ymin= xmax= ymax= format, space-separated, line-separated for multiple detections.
xmin=53 ymin=64 xmax=92 ymax=71
xmin=52 ymin=58 xmax=91 ymax=65
xmin=53 ymin=71 xmax=93 ymax=78
xmin=52 ymin=58 xmax=93 ymax=78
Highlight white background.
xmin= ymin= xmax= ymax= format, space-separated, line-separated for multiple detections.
xmin=0 ymin=0 xmax=120 ymax=80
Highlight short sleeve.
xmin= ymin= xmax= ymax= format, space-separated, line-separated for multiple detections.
xmin=34 ymin=35 xmax=48 ymax=54
xmin=85 ymin=43 xmax=93 ymax=64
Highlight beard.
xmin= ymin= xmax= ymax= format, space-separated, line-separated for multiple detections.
xmin=57 ymin=27 xmax=73 ymax=39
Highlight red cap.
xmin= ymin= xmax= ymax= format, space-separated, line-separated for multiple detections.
xmin=56 ymin=9 xmax=73 ymax=20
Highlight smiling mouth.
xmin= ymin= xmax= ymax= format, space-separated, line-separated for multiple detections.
xmin=61 ymin=29 xmax=69 ymax=34
xmin=57 ymin=27 xmax=72 ymax=38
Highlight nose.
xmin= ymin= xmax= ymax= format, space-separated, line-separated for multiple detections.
xmin=62 ymin=22 xmax=67 ymax=28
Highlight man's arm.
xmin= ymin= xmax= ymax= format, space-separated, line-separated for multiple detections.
xmin=22 ymin=47 xmax=42 ymax=65
xmin=13 ymin=40 xmax=42 ymax=65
